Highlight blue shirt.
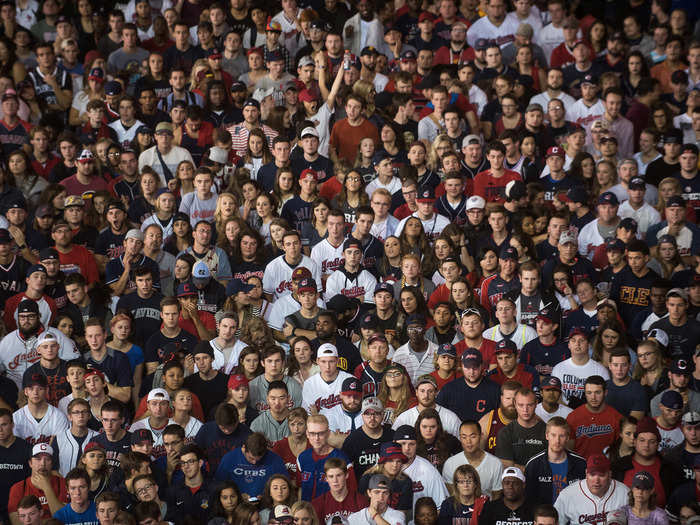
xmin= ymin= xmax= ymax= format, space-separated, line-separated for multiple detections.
xmin=549 ymin=459 xmax=568 ymax=502
xmin=215 ymin=447 xmax=287 ymax=498
xmin=53 ymin=502 xmax=99 ymax=525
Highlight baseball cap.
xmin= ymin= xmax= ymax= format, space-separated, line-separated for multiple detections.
xmin=559 ymin=229 xmax=577 ymax=245
xmin=374 ymin=282 xmax=393 ymax=295
xmin=317 ymin=343 xmax=338 ymax=358
xmin=647 ymin=328 xmax=668 ymax=348
xmin=505 ymin=180 xmax=526 ymax=201
xmin=636 ymin=416 xmax=661 ymax=441
xmin=297 ymin=278 xmax=317 ymax=294
xmin=418 ymin=11 xmax=435 ymax=22
xmin=628 ymin=177 xmax=646 ymax=190
xmin=155 ymin=122 xmax=174 ymax=135
xmin=568 ymin=326 xmax=588 ymax=338
xmin=298 ymin=88 xmax=320 ymax=102
xmin=292 ymin=267 xmax=312 ymax=282
xmin=501 ymin=466 xmax=525 ymax=482
xmin=546 ymin=146 xmax=565 ymax=159
xmin=416 ymin=374 xmax=438 ymax=388
xmin=681 ymin=411 xmax=700 ymax=425
xmin=400 ymin=50 xmax=417 ymax=61
xmin=360 ymin=314 xmax=379 ymax=329
xmin=581 ymin=74 xmax=596 ymax=86
xmin=360 ymin=46 xmax=377 ymax=56
xmin=36 ymin=332 xmax=58 ymax=347
xmin=77 ymin=149 xmax=93 ymax=163
xmin=379 ymin=442 xmax=407 ymax=463
xmin=18 ymin=299 xmax=39 ymax=315
xmin=362 ymin=396 xmax=383 ymax=414
xmin=230 ymin=81 xmax=246 ymax=92
xmin=660 ymin=390 xmax=683 ymax=410
xmin=669 ymin=358 xmax=694 ymax=375
xmin=131 ymin=428 xmax=154 ymax=445
xmin=474 ymin=38 xmax=489 ymax=51
xmin=147 ymin=388 xmax=170 ymax=403
xmin=667 ymin=287 xmax=688 ymax=302
xmin=39 ymin=248 xmax=59 ymax=261
xmin=23 ymin=373 xmax=47 ymax=389
xmin=273 ymin=505 xmax=293 ymax=524
xmin=226 ymin=279 xmax=255 ymax=296
xmin=242 ymin=98 xmax=260 ymax=110
xmin=266 ymin=20 xmax=282 ymax=32
xmin=393 ymin=425 xmax=416 ymax=441
xmin=300 ymin=126 xmax=319 ymax=139
xmin=300 ymin=168 xmax=318 ymax=181
xmin=671 ymin=70 xmax=689 ymax=84
xmin=461 ymin=348 xmax=483 ymax=367
xmin=368 ymin=333 xmax=387 ymax=345
xmin=83 ymin=441 xmax=105 ymax=454
xmin=104 ymin=81 xmax=122 ymax=96
xmin=1 ymin=88 xmax=18 ymax=102
xmin=605 ymin=238 xmax=625 ymax=252
xmin=541 ymin=376 xmax=562 ymax=390
xmin=368 ymin=474 xmax=390 ymax=490
xmin=341 ymin=377 xmax=363 ymax=396
xmin=526 ymin=103 xmax=543 ymax=113
xmin=0 ymin=228 xmax=11 ymax=244
xmin=343 ymin=237 xmax=362 ymax=252
xmin=192 ymin=260 xmax=211 ymax=281
xmin=64 ymin=195 xmax=85 ymax=208
xmin=253 ymin=87 xmax=275 ymax=103
xmin=228 ymin=374 xmax=249 ymax=390
xmin=663 ymin=129 xmax=683 ymax=144
xmin=207 ymin=47 xmax=222 ymax=59
xmin=125 ymin=229 xmax=144 ymax=242
xmin=462 ymin=134 xmax=481 ymax=148
xmin=666 ymin=195 xmax=686 ymax=208
xmin=32 ymin=443 xmax=54 ymax=457
xmin=26 ymin=264 xmax=47 ymax=278
xmin=466 ymin=195 xmax=486 ymax=210
xmin=499 ymin=246 xmax=518 ymax=261
xmin=176 ymin=281 xmax=197 ymax=297
xmin=586 ymin=453 xmax=611 ymax=474
xmin=437 ymin=343 xmax=457 ymax=357
xmin=682 ymin=143 xmax=699 ymax=156
xmin=495 ymin=338 xmax=517 ymax=354
xmin=191 ymin=340 xmax=214 ymax=359
xmin=598 ymin=192 xmax=619 ymax=206
xmin=536 ymin=308 xmax=556 ymax=324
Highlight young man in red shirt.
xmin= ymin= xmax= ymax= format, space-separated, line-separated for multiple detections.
xmin=473 ymin=140 xmax=522 ymax=203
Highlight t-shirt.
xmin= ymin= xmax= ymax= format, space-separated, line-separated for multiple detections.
xmin=567 ymin=404 xmax=621 ymax=458
xmin=143 ymin=329 xmax=199 ymax=364
xmin=495 ymin=420 xmax=547 ymax=466
xmin=329 ymin=118 xmax=380 ymax=164
xmin=605 ymin=379 xmax=648 ymax=417
xmin=552 ymin=358 xmax=610 ymax=409
xmin=7 ymin=474 xmax=69 ymax=519
xmin=53 ymin=502 xmax=99 ymax=525
xmin=436 ymin=377 xmax=501 ymax=422
xmin=215 ymin=447 xmax=287 ymax=498
xmin=0 ymin=438 xmax=32 ymax=517
xmin=312 ymin=489 xmax=368 ymax=525
xmin=550 ymin=459 xmax=569 ymax=502
xmin=183 ymin=372 xmax=229 ymax=417
xmin=341 ymin=425 xmax=394 ymax=479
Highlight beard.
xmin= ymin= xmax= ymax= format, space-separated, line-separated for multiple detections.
xmin=501 ymin=405 xmax=517 ymax=420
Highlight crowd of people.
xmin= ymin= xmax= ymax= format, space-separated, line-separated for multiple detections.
xmin=0 ymin=0 xmax=699 ymax=525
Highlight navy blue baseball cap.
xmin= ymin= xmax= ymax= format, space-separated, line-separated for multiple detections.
xmin=372 ymin=151 xmax=391 ymax=166
xmin=541 ymin=376 xmax=562 ymax=390
xmin=499 ymin=246 xmax=518 ymax=261
xmin=437 ymin=343 xmax=457 ymax=357
xmin=406 ymin=313 xmax=426 ymax=327
xmin=374 ymin=282 xmax=394 ymax=295
xmin=598 ymin=192 xmax=619 ymax=206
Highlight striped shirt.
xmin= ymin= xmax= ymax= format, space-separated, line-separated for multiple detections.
xmin=226 ymin=122 xmax=278 ymax=157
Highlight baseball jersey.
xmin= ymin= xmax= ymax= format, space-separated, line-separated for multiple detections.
xmin=567 ymin=404 xmax=621 ymax=459
xmin=436 ymin=377 xmax=501 ymax=422
xmin=480 ymin=274 xmax=521 ymax=313
xmin=12 ymin=403 xmax=69 ymax=445
xmin=53 ymin=427 xmax=99 ymax=476
xmin=320 ymin=404 xmax=363 ymax=433
xmin=554 ymin=479 xmax=629 ymax=525
xmin=129 ymin=417 xmax=168 ymax=459
xmin=267 ymin=293 xmax=326 ymax=332
xmin=324 ymin=268 xmax=377 ymax=305
xmin=311 ymin=239 xmax=345 ymax=281
xmin=552 ymin=358 xmax=610 ymax=409
xmin=394 ymin=212 xmax=451 ymax=242
xmin=403 ymin=455 xmax=449 ymax=509
xmin=0 ymin=327 xmax=79 ymax=388
xmin=262 ymin=254 xmax=322 ymax=300
xmin=297 ymin=447 xmax=356 ymax=501
xmin=578 ymin=219 xmax=607 ymax=261
xmin=566 ymin=98 xmax=605 ymax=128
xmin=472 ymin=169 xmax=522 ymax=203
xmin=250 ymin=411 xmax=290 ymax=443
xmin=302 ymin=370 xmax=353 ymax=413
xmin=392 ymin=405 xmax=461 ymax=438
xmin=3 ymin=292 xmax=57 ymax=332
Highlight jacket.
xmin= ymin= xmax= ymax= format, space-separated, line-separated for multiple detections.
xmin=611 ymin=454 xmax=684 ymax=497
xmin=524 ymin=449 xmax=587 ymax=505
xmin=342 ymin=13 xmax=383 ymax=56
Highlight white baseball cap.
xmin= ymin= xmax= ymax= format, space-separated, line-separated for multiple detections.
xmin=466 ymin=195 xmax=486 ymax=210
xmin=317 ymin=343 xmax=338 ymax=358
xmin=32 ymin=442 xmax=54 ymax=457
xmin=501 ymin=466 xmax=525 ymax=482
xmin=36 ymin=332 xmax=59 ymax=347
xmin=147 ymin=388 xmax=170 ymax=402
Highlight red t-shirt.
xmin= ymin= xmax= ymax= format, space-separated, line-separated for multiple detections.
xmin=178 ymin=311 xmax=216 ymax=338
xmin=312 ymin=489 xmax=368 ymax=525
xmin=623 ymin=457 xmax=667 ymax=507
xmin=567 ymin=404 xmax=621 ymax=459
xmin=487 ymin=363 xmax=537 ymax=388
xmin=427 ymin=284 xmax=450 ymax=310
xmin=271 ymin=437 xmax=309 ymax=480
xmin=56 ymin=244 xmax=99 ymax=284
xmin=8 ymin=475 xmax=69 ymax=519
xmin=429 ymin=369 xmax=463 ymax=390
xmin=472 ymin=169 xmax=522 ymax=203
xmin=455 ymin=338 xmax=498 ymax=366
xmin=329 ymin=118 xmax=380 ymax=164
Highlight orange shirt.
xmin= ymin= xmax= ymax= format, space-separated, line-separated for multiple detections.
xmin=329 ymin=118 xmax=380 ymax=164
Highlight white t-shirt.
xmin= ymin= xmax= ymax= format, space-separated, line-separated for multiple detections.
xmin=179 ymin=191 xmax=218 ymax=227
xmin=566 ymin=98 xmax=605 ymax=128
xmin=139 ymin=145 xmax=194 ymax=187
xmin=442 ymin=450 xmax=504 ymax=497
xmin=552 ymin=358 xmax=610 ymax=406
xmin=535 ymin=402 xmax=573 ymax=423
xmin=365 ymin=176 xmax=402 ymax=197
xmin=617 ymin=201 xmax=661 ymax=236
xmin=466 ymin=16 xmax=519 ymax=48
xmin=348 ymin=507 xmax=405 ymax=525
xmin=394 ymin=212 xmax=451 ymax=241
xmin=392 ymin=405 xmax=461 ymax=438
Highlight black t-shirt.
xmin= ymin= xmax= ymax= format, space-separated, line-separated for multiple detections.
xmin=478 ymin=498 xmax=534 ymax=525
xmin=90 ymin=431 xmax=132 ymax=473
xmin=230 ymin=260 xmax=265 ymax=282
xmin=646 ymin=157 xmax=680 ymax=187
xmin=143 ymin=329 xmax=199 ymax=364
xmin=85 ymin=349 xmax=133 ymax=387
xmin=195 ymin=280 xmax=227 ymax=314
xmin=0 ymin=437 xmax=31 ymax=518
xmin=286 ymin=310 xmax=320 ymax=332
xmin=649 ymin=316 xmax=700 ymax=360
xmin=23 ymin=360 xmax=70 ymax=406
xmin=495 ymin=420 xmax=547 ymax=466
xmin=115 ymin=292 xmax=164 ymax=348
xmin=0 ymin=255 xmax=30 ymax=305
xmin=289 ymin=153 xmax=334 ymax=184
xmin=184 ymin=371 xmax=229 ymax=417
xmin=519 ymin=292 xmax=542 ymax=328
xmin=342 ymin=425 xmax=394 ymax=479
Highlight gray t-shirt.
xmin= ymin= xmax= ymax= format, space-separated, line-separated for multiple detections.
xmin=107 ymin=47 xmax=150 ymax=75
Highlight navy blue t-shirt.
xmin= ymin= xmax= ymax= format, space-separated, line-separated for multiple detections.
xmin=605 ymin=379 xmax=648 ymax=417
xmin=95 ymin=229 xmax=126 ymax=259
xmin=435 ymin=377 xmax=500 ymax=422
xmin=520 ymin=338 xmax=570 ymax=376
xmin=143 ymin=329 xmax=199 ymax=364
xmin=84 ymin=349 xmax=133 ymax=387
xmin=115 ymin=292 xmax=164 ymax=347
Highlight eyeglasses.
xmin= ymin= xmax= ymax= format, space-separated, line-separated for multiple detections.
xmin=385 ymin=371 xmax=403 ymax=378
xmin=135 ymin=483 xmax=155 ymax=495
xmin=108 ymin=152 xmax=121 ymax=157
xmin=347 ymin=176 xmax=361 ymax=182
xmin=180 ymin=458 xmax=199 ymax=466
xmin=307 ymin=431 xmax=328 ymax=438
xmin=456 ymin=479 xmax=475 ymax=485
xmin=637 ymin=352 xmax=654 ymax=359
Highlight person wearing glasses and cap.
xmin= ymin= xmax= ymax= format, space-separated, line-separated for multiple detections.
xmin=340 ymin=395 xmax=394 ymax=475
xmin=60 ymin=149 xmax=111 ymax=201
